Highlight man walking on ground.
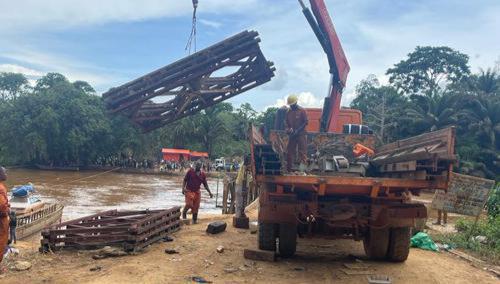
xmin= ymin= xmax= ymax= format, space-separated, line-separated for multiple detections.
xmin=0 ymin=167 xmax=10 ymax=270
xmin=182 ymin=162 xmax=213 ymax=224
xmin=285 ymin=95 xmax=308 ymax=172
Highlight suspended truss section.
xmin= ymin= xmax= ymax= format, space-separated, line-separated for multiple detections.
xmin=102 ymin=30 xmax=275 ymax=132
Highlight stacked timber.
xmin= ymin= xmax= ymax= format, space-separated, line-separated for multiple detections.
xmin=40 ymin=207 xmax=181 ymax=253
xmin=103 ymin=30 xmax=275 ymax=132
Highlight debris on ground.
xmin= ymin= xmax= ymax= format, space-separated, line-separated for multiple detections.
xmin=216 ymin=245 xmax=224 ymax=253
xmin=203 ymin=259 xmax=214 ymax=268
xmin=293 ymin=266 xmax=305 ymax=271
xmin=436 ymin=243 xmax=455 ymax=251
xmin=472 ymin=235 xmax=487 ymax=244
xmin=343 ymin=263 xmax=370 ymax=270
xmin=165 ymin=249 xmax=179 ymax=255
xmin=89 ymin=265 xmax=102 ymax=272
xmin=191 ymin=276 xmax=213 ymax=283
xmin=3 ymin=246 xmax=19 ymax=259
xmin=243 ymin=249 xmax=276 ymax=262
xmin=410 ymin=232 xmax=439 ymax=252
xmin=340 ymin=268 xmax=374 ymax=275
xmin=367 ymin=275 xmax=392 ymax=284
xmin=12 ymin=261 xmax=32 ymax=271
xmin=92 ymin=246 xmax=128 ymax=260
xmin=163 ymin=236 xmax=174 ymax=242
xmin=223 ymin=267 xmax=239 ymax=273
xmin=249 ymin=221 xmax=258 ymax=234
xmin=206 ymin=221 xmax=227 ymax=234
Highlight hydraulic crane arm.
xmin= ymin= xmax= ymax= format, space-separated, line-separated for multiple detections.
xmin=298 ymin=0 xmax=350 ymax=133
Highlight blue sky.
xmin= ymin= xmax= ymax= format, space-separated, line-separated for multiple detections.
xmin=1 ymin=0 xmax=499 ymax=110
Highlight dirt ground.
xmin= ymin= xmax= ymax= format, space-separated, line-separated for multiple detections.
xmin=1 ymin=205 xmax=499 ymax=284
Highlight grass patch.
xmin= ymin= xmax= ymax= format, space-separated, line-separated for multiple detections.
xmin=432 ymin=216 xmax=500 ymax=265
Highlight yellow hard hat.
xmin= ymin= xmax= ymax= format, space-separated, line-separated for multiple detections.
xmin=287 ymin=95 xmax=298 ymax=105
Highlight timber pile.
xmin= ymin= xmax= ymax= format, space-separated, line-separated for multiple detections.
xmin=40 ymin=207 xmax=181 ymax=253
xmin=103 ymin=30 xmax=275 ymax=132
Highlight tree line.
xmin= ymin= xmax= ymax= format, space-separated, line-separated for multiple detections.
xmin=0 ymin=46 xmax=498 ymax=180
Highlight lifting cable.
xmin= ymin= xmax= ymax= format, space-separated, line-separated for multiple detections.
xmin=185 ymin=0 xmax=199 ymax=54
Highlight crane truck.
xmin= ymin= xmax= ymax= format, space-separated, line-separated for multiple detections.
xmin=250 ymin=0 xmax=458 ymax=262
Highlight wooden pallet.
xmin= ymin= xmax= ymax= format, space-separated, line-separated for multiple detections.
xmin=40 ymin=207 xmax=181 ymax=252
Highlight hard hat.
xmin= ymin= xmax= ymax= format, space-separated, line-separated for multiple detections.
xmin=287 ymin=95 xmax=298 ymax=105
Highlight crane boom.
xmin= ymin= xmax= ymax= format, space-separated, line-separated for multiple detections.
xmin=299 ymin=0 xmax=350 ymax=133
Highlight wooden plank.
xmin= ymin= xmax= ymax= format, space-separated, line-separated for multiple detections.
xmin=243 ymin=249 xmax=276 ymax=262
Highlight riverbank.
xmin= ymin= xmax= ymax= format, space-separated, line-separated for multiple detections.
xmin=27 ymin=165 xmax=226 ymax=178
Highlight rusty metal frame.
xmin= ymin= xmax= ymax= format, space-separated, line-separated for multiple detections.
xmin=40 ymin=207 xmax=181 ymax=252
xmin=103 ymin=30 xmax=275 ymax=132
xmin=256 ymin=175 xmax=448 ymax=197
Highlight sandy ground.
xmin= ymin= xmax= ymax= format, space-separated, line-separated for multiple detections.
xmin=1 ymin=206 xmax=498 ymax=284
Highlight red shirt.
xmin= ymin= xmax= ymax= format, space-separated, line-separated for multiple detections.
xmin=184 ymin=169 xmax=208 ymax=192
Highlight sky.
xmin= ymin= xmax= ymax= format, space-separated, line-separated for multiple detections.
xmin=1 ymin=0 xmax=499 ymax=110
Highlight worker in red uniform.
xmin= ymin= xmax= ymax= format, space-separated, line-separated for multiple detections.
xmin=0 ymin=167 xmax=10 ymax=267
xmin=182 ymin=161 xmax=213 ymax=224
xmin=285 ymin=95 xmax=308 ymax=172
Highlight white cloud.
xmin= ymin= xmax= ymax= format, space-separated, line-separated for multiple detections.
xmin=1 ymin=49 xmax=125 ymax=92
xmin=0 ymin=64 xmax=44 ymax=77
xmin=272 ymin=92 xmax=322 ymax=109
xmin=0 ymin=0 xmax=258 ymax=32
xmin=199 ymin=19 xmax=222 ymax=29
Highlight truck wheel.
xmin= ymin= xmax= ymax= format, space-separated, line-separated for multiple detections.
xmin=387 ymin=227 xmax=411 ymax=262
xmin=258 ymin=222 xmax=277 ymax=251
xmin=278 ymin=224 xmax=297 ymax=258
xmin=363 ymin=228 xmax=389 ymax=260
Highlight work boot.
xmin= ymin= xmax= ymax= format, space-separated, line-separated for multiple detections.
xmin=192 ymin=213 xmax=198 ymax=224
xmin=182 ymin=207 xmax=188 ymax=219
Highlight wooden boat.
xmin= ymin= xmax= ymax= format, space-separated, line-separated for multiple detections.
xmin=9 ymin=195 xmax=64 ymax=240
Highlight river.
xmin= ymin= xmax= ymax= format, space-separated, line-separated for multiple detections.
xmin=5 ymin=168 xmax=223 ymax=220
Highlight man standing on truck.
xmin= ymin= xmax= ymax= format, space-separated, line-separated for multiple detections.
xmin=182 ymin=161 xmax=213 ymax=224
xmin=285 ymin=95 xmax=308 ymax=172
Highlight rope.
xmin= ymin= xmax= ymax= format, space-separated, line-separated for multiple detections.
xmin=185 ymin=0 xmax=198 ymax=54
xmin=54 ymin=167 xmax=121 ymax=186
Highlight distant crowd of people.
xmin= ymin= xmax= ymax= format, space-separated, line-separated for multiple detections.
xmin=93 ymin=156 xmax=155 ymax=169
xmin=159 ymin=160 xmax=211 ymax=173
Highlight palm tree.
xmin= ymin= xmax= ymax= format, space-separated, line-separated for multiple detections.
xmin=459 ymin=94 xmax=500 ymax=149
xmin=405 ymin=93 xmax=460 ymax=132
xmin=468 ymin=68 xmax=499 ymax=96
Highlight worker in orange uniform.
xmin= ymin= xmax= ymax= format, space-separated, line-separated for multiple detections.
xmin=182 ymin=161 xmax=213 ymax=224
xmin=0 ymin=167 xmax=10 ymax=268
xmin=285 ymin=95 xmax=308 ymax=172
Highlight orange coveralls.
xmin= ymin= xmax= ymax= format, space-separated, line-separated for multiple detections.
xmin=183 ymin=169 xmax=208 ymax=214
xmin=0 ymin=182 xmax=9 ymax=263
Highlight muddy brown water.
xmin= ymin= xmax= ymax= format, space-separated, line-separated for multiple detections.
xmin=5 ymin=168 xmax=222 ymax=220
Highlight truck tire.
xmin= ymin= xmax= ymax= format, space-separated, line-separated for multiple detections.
xmin=278 ymin=223 xmax=297 ymax=258
xmin=387 ymin=227 xmax=411 ymax=262
xmin=363 ymin=228 xmax=389 ymax=260
xmin=258 ymin=222 xmax=277 ymax=251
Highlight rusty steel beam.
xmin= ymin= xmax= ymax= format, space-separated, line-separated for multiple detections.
xmin=103 ymin=30 xmax=275 ymax=132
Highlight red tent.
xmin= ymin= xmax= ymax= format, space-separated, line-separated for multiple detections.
xmin=162 ymin=148 xmax=191 ymax=162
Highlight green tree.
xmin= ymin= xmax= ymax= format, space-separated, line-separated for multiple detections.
xmin=0 ymin=72 xmax=29 ymax=100
xmin=387 ymin=46 xmax=470 ymax=97
xmin=351 ymin=75 xmax=409 ymax=143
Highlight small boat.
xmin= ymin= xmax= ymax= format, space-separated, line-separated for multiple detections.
xmin=9 ymin=185 xmax=64 ymax=240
